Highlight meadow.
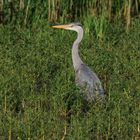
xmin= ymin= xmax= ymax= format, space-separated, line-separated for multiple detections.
xmin=0 ymin=0 xmax=140 ymax=139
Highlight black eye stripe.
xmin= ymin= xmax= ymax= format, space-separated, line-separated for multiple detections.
xmin=70 ymin=22 xmax=82 ymax=27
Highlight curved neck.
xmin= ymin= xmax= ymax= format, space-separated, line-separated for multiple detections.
xmin=72 ymin=27 xmax=83 ymax=71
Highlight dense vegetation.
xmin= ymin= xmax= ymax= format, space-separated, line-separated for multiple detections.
xmin=0 ymin=0 xmax=140 ymax=139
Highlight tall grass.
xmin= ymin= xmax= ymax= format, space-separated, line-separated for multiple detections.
xmin=0 ymin=0 xmax=140 ymax=139
xmin=0 ymin=18 xmax=140 ymax=139
xmin=0 ymin=0 xmax=140 ymax=28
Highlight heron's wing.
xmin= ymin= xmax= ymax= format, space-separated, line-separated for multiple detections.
xmin=75 ymin=64 xmax=104 ymax=99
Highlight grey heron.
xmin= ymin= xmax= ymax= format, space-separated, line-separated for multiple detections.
xmin=51 ymin=23 xmax=105 ymax=102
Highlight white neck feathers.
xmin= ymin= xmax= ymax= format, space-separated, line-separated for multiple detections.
xmin=72 ymin=27 xmax=84 ymax=71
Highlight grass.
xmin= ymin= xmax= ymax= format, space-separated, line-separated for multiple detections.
xmin=0 ymin=18 xmax=140 ymax=139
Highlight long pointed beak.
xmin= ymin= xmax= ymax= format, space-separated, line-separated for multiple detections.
xmin=51 ymin=24 xmax=69 ymax=29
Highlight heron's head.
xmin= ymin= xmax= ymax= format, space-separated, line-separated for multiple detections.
xmin=51 ymin=22 xmax=82 ymax=32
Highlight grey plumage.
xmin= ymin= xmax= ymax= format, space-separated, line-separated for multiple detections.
xmin=75 ymin=64 xmax=104 ymax=102
xmin=51 ymin=22 xmax=105 ymax=102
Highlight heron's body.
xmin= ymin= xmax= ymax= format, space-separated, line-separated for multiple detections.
xmin=75 ymin=64 xmax=104 ymax=102
xmin=51 ymin=23 xmax=104 ymax=102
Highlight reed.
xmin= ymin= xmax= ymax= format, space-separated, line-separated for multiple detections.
xmin=0 ymin=0 xmax=139 ymax=29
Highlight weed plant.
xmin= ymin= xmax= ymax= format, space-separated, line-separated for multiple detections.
xmin=0 ymin=18 xmax=140 ymax=139
xmin=0 ymin=0 xmax=140 ymax=139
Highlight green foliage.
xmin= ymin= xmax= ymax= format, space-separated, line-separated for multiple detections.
xmin=0 ymin=17 xmax=140 ymax=139
xmin=0 ymin=0 xmax=140 ymax=30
